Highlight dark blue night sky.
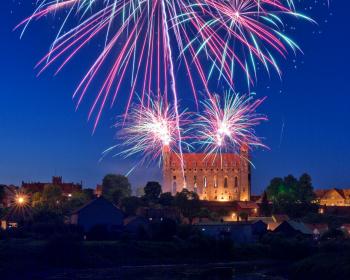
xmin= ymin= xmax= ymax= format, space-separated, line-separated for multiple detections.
xmin=0 ymin=1 xmax=349 ymax=194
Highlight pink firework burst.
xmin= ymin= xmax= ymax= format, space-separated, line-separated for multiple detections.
xmin=194 ymin=91 xmax=267 ymax=156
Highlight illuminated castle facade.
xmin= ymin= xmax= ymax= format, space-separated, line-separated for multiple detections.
xmin=162 ymin=145 xmax=251 ymax=201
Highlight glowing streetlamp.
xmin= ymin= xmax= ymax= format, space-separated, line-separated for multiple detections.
xmin=15 ymin=195 xmax=27 ymax=207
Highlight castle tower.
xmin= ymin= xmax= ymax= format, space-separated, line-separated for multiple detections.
xmin=239 ymin=144 xmax=251 ymax=201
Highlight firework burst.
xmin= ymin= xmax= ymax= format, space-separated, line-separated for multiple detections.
xmin=17 ymin=0 xmax=312 ymax=129
xmin=194 ymin=91 xmax=267 ymax=156
xmin=104 ymin=95 xmax=189 ymax=165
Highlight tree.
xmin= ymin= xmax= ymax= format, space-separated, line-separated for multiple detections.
xmin=174 ymin=189 xmax=200 ymax=224
xmin=102 ymin=174 xmax=132 ymax=205
xmin=260 ymin=191 xmax=271 ymax=216
xmin=31 ymin=192 xmax=42 ymax=207
xmin=296 ymin=173 xmax=315 ymax=203
xmin=238 ymin=211 xmax=249 ymax=221
xmin=121 ymin=196 xmax=143 ymax=216
xmin=63 ymin=191 xmax=91 ymax=213
xmin=265 ymin=173 xmax=317 ymax=218
xmin=266 ymin=177 xmax=284 ymax=199
xmin=42 ymin=184 xmax=63 ymax=207
xmin=82 ymin=188 xmax=95 ymax=200
xmin=0 ymin=185 xmax=5 ymax=204
xmin=144 ymin=181 xmax=162 ymax=202
xmin=159 ymin=192 xmax=174 ymax=206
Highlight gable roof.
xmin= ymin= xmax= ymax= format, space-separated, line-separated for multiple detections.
xmin=272 ymin=214 xmax=289 ymax=223
xmin=275 ymin=220 xmax=313 ymax=235
xmin=71 ymin=196 xmax=121 ymax=215
xmin=315 ymin=188 xmax=350 ymax=200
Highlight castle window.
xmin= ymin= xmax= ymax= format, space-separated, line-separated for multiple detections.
xmin=224 ymin=177 xmax=228 ymax=188
xmin=234 ymin=177 xmax=238 ymax=188
xmin=172 ymin=181 xmax=177 ymax=193
xmin=214 ymin=175 xmax=218 ymax=188
xmin=173 ymin=176 xmax=176 ymax=180
xmin=203 ymin=176 xmax=207 ymax=188
xmin=194 ymin=175 xmax=197 ymax=183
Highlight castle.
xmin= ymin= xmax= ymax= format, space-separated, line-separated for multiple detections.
xmin=162 ymin=145 xmax=251 ymax=201
xmin=22 ymin=176 xmax=82 ymax=196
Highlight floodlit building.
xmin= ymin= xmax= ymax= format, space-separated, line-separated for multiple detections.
xmin=315 ymin=188 xmax=350 ymax=206
xmin=22 ymin=176 xmax=82 ymax=197
xmin=163 ymin=145 xmax=251 ymax=202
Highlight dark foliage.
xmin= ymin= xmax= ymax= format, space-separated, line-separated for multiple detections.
xmin=144 ymin=181 xmax=162 ymax=202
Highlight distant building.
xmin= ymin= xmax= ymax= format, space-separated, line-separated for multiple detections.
xmin=315 ymin=188 xmax=350 ymax=206
xmin=95 ymin=184 xmax=103 ymax=197
xmin=236 ymin=201 xmax=259 ymax=217
xmin=70 ymin=197 xmax=124 ymax=232
xmin=274 ymin=220 xmax=313 ymax=237
xmin=163 ymin=145 xmax=251 ymax=202
xmin=22 ymin=176 xmax=82 ymax=196
xmin=1 ymin=207 xmax=29 ymax=230
xmin=249 ymin=214 xmax=290 ymax=231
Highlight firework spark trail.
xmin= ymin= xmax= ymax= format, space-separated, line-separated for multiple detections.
xmin=194 ymin=91 xmax=267 ymax=159
xmin=160 ymin=0 xmax=185 ymax=177
xmin=17 ymin=0 xmax=313 ymax=125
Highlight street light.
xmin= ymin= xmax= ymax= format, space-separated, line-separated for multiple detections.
xmin=15 ymin=195 xmax=27 ymax=206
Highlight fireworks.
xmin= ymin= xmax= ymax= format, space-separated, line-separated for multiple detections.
xmin=194 ymin=92 xmax=267 ymax=156
xmin=105 ymin=96 xmax=189 ymax=164
xmin=17 ymin=0 xmax=312 ymax=128
xmin=188 ymin=0 xmax=314 ymax=86
xmin=16 ymin=1 xmax=318 ymax=168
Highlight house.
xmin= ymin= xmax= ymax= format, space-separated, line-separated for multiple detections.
xmin=70 ymin=197 xmax=124 ymax=232
xmin=248 ymin=214 xmax=289 ymax=231
xmin=315 ymin=188 xmax=350 ymax=206
xmin=274 ymin=220 xmax=313 ymax=237
xmin=193 ymin=221 xmax=254 ymax=243
xmin=1 ymin=208 xmax=29 ymax=230
xmin=251 ymin=220 xmax=268 ymax=238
